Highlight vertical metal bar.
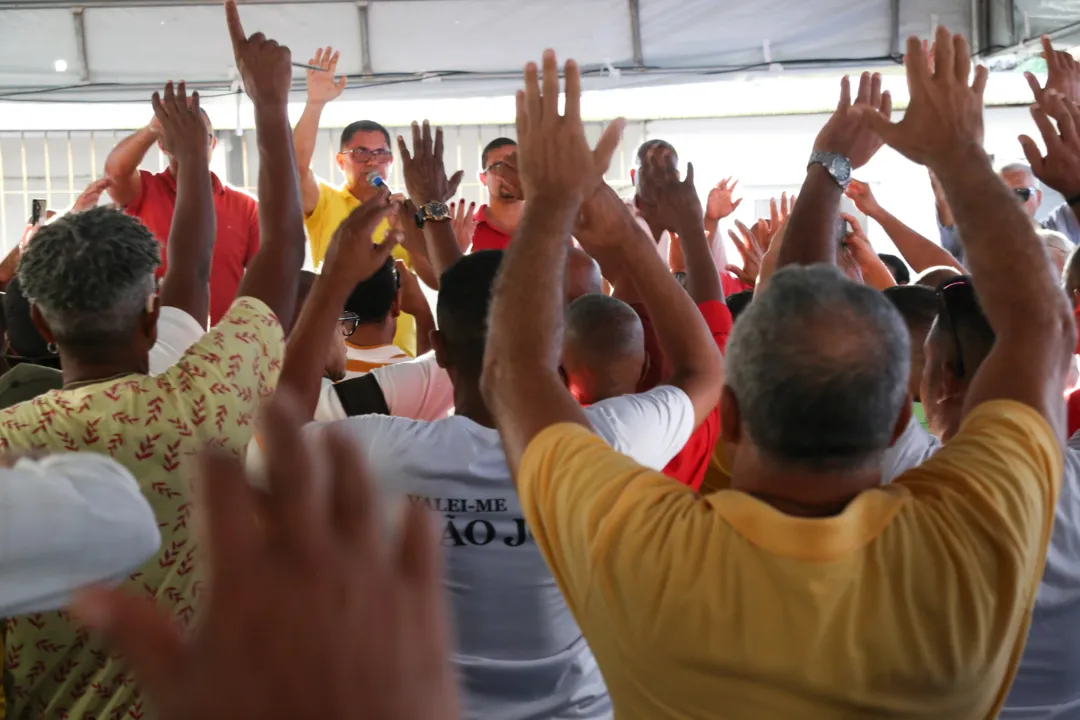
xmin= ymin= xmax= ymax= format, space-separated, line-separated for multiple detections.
xmin=327 ymin=128 xmax=336 ymax=183
xmin=0 ymin=139 xmax=7 ymax=249
xmin=628 ymin=0 xmax=644 ymax=67
xmin=241 ymin=133 xmax=250 ymax=191
xmin=357 ymin=1 xmax=372 ymax=75
xmin=66 ymin=131 xmax=75 ymax=205
xmin=89 ymin=131 xmax=98 ymax=181
xmin=19 ymin=133 xmax=29 ymax=224
xmin=224 ymin=131 xmax=244 ymax=190
xmin=43 ymin=134 xmax=52 ymax=208
xmin=888 ymin=0 xmax=900 ymax=58
xmin=73 ymin=8 xmax=90 ymax=82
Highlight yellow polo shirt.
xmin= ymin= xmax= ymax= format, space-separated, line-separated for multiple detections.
xmin=518 ymin=400 xmax=1061 ymax=718
xmin=305 ymin=180 xmax=416 ymax=356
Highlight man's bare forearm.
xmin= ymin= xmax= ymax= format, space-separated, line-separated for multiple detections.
xmin=777 ymin=165 xmax=842 ymax=267
xmin=293 ymin=101 xmax=324 ymax=172
xmin=235 ymin=106 xmax=306 ymax=329
xmin=423 ymin=222 xmax=464 ymax=278
xmin=676 ymin=222 xmax=723 ymax=304
xmin=870 ymin=207 xmax=963 ymax=273
xmin=104 ymin=128 xmax=156 ymax=179
xmin=158 ymin=149 xmax=216 ymax=326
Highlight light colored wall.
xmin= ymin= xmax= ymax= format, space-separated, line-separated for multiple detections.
xmin=0 ymin=107 xmax=1061 ymax=271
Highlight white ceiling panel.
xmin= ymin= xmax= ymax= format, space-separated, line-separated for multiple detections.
xmin=0 ymin=9 xmax=80 ymax=85
xmin=83 ymin=3 xmax=362 ymax=83
xmin=368 ymin=0 xmax=633 ymax=74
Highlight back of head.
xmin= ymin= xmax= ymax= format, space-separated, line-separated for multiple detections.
xmin=3 ymin=276 xmax=54 ymax=366
xmin=883 ymin=285 xmax=937 ymax=346
xmin=340 ymin=120 xmax=391 ymax=150
xmin=635 ymin=139 xmax=678 ymax=167
xmin=726 ymin=290 xmax=754 ymax=323
xmin=563 ymin=294 xmax=644 ymax=403
xmin=914 ymin=265 xmax=961 ymax=289
xmin=344 ymin=258 xmax=399 ymax=325
xmin=565 ymin=247 xmax=602 ymax=302
xmin=18 ymin=206 xmax=160 ymax=349
xmin=436 ymin=250 xmax=504 ymax=371
xmin=726 ymin=264 xmax=910 ymax=471
xmin=877 ymin=253 xmax=910 ymax=285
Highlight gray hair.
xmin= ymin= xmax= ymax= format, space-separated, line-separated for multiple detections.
xmin=725 ymin=264 xmax=910 ymax=471
xmin=18 ymin=206 xmax=161 ymax=346
xmin=999 ymin=161 xmax=1034 ymax=177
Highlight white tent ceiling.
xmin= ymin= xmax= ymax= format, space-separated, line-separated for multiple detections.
xmin=0 ymin=0 xmax=1072 ymax=105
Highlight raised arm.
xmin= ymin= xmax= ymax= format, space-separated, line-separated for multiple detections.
xmin=846 ymin=178 xmax=964 ymax=273
xmin=777 ymin=72 xmax=891 ymax=268
xmin=103 ymin=126 xmax=157 ymax=207
xmin=866 ymin=28 xmax=1075 ymax=435
xmin=227 ymin=0 xmax=306 ymax=332
xmin=397 ymin=121 xmax=465 ymax=279
xmin=481 ymin=50 xmax=625 ymax=473
xmin=575 ymin=179 xmax=723 ymax=426
xmin=294 ymin=47 xmax=347 ymax=215
xmin=278 ymin=188 xmax=397 ymax=418
xmin=151 ymin=82 xmax=216 ymax=328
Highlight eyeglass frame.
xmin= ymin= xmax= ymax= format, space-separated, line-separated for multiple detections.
xmin=338 ymin=146 xmax=394 ymax=163
xmin=1013 ymin=186 xmax=1038 ymax=203
xmin=338 ymin=312 xmax=361 ymax=338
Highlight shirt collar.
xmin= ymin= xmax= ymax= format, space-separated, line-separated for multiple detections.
xmin=161 ymin=168 xmax=225 ymax=196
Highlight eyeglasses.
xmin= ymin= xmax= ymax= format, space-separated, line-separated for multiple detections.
xmin=937 ymin=277 xmax=975 ymax=379
xmin=1014 ymin=187 xmax=1037 ymax=202
xmin=339 ymin=147 xmax=392 ymax=163
xmin=483 ymin=161 xmax=509 ymax=174
xmin=339 ymin=312 xmax=360 ymax=337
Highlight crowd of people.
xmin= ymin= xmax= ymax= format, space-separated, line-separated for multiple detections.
xmin=2 ymin=2 xmax=1080 ymax=718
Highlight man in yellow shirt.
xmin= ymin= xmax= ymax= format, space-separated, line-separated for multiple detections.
xmin=482 ymin=38 xmax=1074 ymax=719
xmin=292 ymin=46 xmax=416 ymax=355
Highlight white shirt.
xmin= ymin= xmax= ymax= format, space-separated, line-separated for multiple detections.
xmin=315 ymin=352 xmax=455 ymax=423
xmin=0 ymin=453 xmax=161 ymax=616
xmin=284 ymin=385 xmax=694 ymax=720
xmin=148 ymin=305 xmax=206 ymax=376
xmin=880 ymin=415 xmax=1080 ymax=718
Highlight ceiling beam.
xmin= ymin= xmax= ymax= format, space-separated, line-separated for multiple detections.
xmin=0 ymin=0 xmax=441 ymax=7
xmin=357 ymin=0 xmax=372 ymax=76
xmin=628 ymin=0 xmax=644 ymax=67
xmin=72 ymin=7 xmax=90 ymax=82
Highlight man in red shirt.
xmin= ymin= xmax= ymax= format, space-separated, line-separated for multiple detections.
xmin=469 ymin=138 xmax=522 ymax=252
xmin=103 ymin=105 xmax=259 ymax=325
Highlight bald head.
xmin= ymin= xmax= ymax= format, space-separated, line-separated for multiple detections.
xmin=565 ymin=247 xmax=603 ymax=303
xmin=562 ymin=294 xmax=645 ymax=404
xmin=914 ymin=265 xmax=961 ymax=289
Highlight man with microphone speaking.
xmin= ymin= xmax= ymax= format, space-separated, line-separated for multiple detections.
xmin=292 ymin=46 xmax=420 ymax=356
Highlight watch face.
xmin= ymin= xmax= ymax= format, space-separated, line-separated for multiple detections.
xmin=831 ymin=157 xmax=851 ymax=185
xmin=427 ymin=201 xmax=450 ymax=220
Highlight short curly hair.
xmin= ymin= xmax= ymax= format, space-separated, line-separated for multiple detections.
xmin=18 ymin=206 xmax=161 ymax=347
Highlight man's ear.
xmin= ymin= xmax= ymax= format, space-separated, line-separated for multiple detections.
xmin=336 ymin=152 xmax=347 ymax=173
xmin=719 ymin=385 xmax=742 ymax=445
xmin=391 ymin=288 xmax=402 ymax=318
xmin=29 ymin=304 xmax=54 ymax=345
xmin=431 ymin=329 xmax=448 ymax=367
xmin=479 ymin=171 xmax=489 ymax=188
xmin=144 ymin=294 xmax=161 ymax=347
xmin=629 ymin=168 xmax=637 ymax=186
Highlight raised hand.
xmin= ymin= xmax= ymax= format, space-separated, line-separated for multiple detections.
xmin=861 ymin=27 xmax=988 ymax=170
xmin=1026 ymin=35 xmax=1080 ymax=106
xmin=516 ymin=49 xmax=625 ymax=206
xmin=814 ymin=71 xmax=893 ymax=169
xmin=705 ymin=177 xmax=742 ymax=222
xmin=646 ymin=160 xmax=704 ymax=235
xmin=845 ymin=178 xmax=882 ymax=216
xmin=224 ymin=0 xmax=292 ymax=108
xmin=71 ymin=178 xmax=113 ymax=213
xmin=574 ymin=182 xmax=642 ymax=257
xmin=150 ymin=82 xmax=208 ymax=162
xmin=726 ymin=218 xmax=770 ymax=287
xmin=306 ymin=46 xmax=347 ymax=105
xmin=449 ymin=200 xmax=477 ymax=251
xmin=1020 ymin=89 xmax=1080 ymax=198
xmin=397 ymin=120 xmax=464 ymax=206
xmin=72 ymin=390 xmax=458 ymax=720
xmin=323 ymin=185 xmax=400 ymax=283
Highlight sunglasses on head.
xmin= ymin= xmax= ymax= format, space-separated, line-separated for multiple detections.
xmin=937 ymin=276 xmax=977 ymax=379
xmin=1014 ymin=187 xmax=1037 ymax=202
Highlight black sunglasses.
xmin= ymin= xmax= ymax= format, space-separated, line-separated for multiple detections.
xmin=1014 ymin=187 xmax=1037 ymax=202
xmin=937 ymin=276 xmax=978 ymax=379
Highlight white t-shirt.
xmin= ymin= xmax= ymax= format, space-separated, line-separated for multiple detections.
xmin=301 ymin=385 xmax=694 ymax=720
xmin=0 ymin=452 xmax=161 ymax=616
xmin=148 ymin=305 xmax=206 ymax=376
xmin=881 ymin=413 xmax=1080 ymax=718
xmin=343 ymin=342 xmax=411 ymax=380
xmin=315 ymin=352 xmax=454 ymax=423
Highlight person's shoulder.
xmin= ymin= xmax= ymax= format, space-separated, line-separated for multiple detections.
xmin=587 ymin=385 xmax=692 ymax=421
xmin=216 ymin=296 xmax=282 ymax=331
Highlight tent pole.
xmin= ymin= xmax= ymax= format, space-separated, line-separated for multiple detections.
xmin=628 ymin=0 xmax=643 ymax=67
